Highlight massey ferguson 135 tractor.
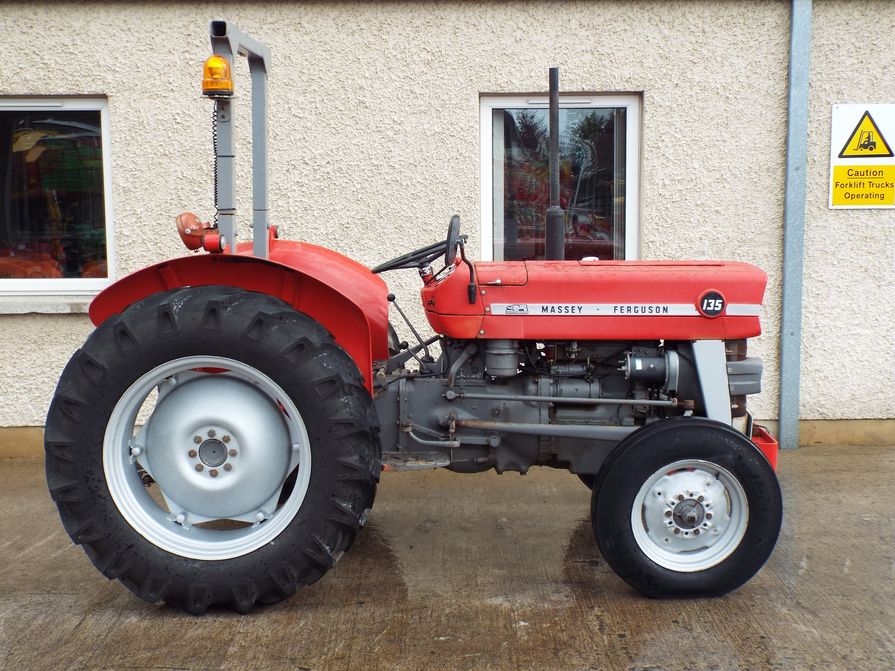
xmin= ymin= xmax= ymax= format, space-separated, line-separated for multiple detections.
xmin=45 ymin=22 xmax=781 ymax=614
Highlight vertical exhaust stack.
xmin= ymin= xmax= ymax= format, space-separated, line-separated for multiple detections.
xmin=545 ymin=67 xmax=565 ymax=260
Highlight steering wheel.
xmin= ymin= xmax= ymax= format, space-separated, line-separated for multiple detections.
xmin=444 ymin=215 xmax=461 ymax=266
xmin=372 ymin=215 xmax=462 ymax=274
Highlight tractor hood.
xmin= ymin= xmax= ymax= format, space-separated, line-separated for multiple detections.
xmin=423 ymin=260 xmax=767 ymax=341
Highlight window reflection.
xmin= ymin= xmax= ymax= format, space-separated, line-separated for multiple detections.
xmin=0 ymin=110 xmax=107 ymax=279
xmin=493 ymin=107 xmax=626 ymax=261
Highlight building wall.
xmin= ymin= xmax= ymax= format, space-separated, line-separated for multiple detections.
xmin=0 ymin=1 xmax=890 ymax=427
xmin=803 ymin=0 xmax=895 ymax=419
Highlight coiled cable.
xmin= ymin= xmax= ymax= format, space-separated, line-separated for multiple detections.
xmin=212 ymin=100 xmax=219 ymax=228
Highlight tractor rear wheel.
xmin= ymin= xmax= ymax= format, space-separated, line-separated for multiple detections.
xmin=45 ymin=286 xmax=379 ymax=613
xmin=591 ymin=418 xmax=781 ymax=597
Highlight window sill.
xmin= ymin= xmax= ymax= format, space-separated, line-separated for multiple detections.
xmin=0 ymin=295 xmax=92 ymax=315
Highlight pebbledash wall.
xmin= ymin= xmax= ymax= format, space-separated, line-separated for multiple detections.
xmin=0 ymin=1 xmax=892 ymax=443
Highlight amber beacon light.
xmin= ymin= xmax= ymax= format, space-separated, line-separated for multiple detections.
xmin=202 ymin=54 xmax=233 ymax=96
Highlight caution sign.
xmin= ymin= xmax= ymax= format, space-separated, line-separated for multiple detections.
xmin=830 ymin=104 xmax=895 ymax=208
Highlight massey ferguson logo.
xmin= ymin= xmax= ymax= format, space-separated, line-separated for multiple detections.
xmin=504 ymin=304 xmax=529 ymax=315
xmin=489 ymin=302 xmax=753 ymax=317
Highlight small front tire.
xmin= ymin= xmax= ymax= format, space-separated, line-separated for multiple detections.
xmin=592 ymin=418 xmax=781 ymax=597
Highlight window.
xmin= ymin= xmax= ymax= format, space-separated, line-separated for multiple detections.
xmin=0 ymin=98 xmax=113 ymax=295
xmin=480 ymin=94 xmax=639 ymax=261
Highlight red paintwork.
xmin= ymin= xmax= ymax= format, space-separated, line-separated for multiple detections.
xmin=89 ymin=239 xmax=389 ymax=391
xmin=751 ymin=425 xmax=779 ymax=471
xmin=422 ymin=259 xmax=766 ymax=341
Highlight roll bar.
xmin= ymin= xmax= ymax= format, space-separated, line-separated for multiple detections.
xmin=207 ymin=20 xmax=271 ymax=258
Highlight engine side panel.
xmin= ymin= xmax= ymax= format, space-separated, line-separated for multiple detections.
xmin=423 ymin=260 xmax=766 ymax=340
xmin=89 ymin=240 xmax=389 ymax=391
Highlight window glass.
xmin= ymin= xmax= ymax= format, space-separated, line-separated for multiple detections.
xmin=493 ymin=107 xmax=625 ymax=261
xmin=481 ymin=95 xmax=639 ymax=262
xmin=0 ymin=109 xmax=107 ymax=280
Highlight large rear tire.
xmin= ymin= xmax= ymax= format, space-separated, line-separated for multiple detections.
xmin=45 ymin=286 xmax=380 ymax=613
xmin=591 ymin=418 xmax=781 ymax=597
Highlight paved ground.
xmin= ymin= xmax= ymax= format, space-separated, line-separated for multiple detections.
xmin=0 ymin=444 xmax=892 ymax=671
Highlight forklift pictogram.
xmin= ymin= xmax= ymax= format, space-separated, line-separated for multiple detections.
xmin=838 ymin=110 xmax=894 ymax=158
xmin=855 ymin=130 xmax=877 ymax=152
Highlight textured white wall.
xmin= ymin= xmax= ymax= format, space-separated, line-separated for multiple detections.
xmin=802 ymin=0 xmax=895 ymax=419
xmin=0 ymin=1 xmax=888 ymax=426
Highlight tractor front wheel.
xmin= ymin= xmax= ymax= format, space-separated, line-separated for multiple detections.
xmin=591 ymin=418 xmax=781 ymax=597
xmin=45 ymin=286 xmax=379 ymax=613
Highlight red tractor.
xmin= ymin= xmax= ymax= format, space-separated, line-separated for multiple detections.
xmin=45 ymin=22 xmax=781 ymax=614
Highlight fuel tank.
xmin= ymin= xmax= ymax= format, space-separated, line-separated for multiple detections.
xmin=422 ymin=259 xmax=767 ymax=341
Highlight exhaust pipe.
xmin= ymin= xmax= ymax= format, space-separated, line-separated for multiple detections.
xmin=545 ymin=66 xmax=565 ymax=260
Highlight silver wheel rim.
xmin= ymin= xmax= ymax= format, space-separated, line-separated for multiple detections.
xmin=631 ymin=459 xmax=748 ymax=572
xmin=104 ymin=356 xmax=312 ymax=561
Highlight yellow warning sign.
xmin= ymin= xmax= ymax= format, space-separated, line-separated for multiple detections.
xmin=831 ymin=165 xmax=895 ymax=206
xmin=838 ymin=111 xmax=894 ymax=158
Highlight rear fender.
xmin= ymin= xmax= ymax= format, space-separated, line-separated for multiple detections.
xmin=89 ymin=241 xmax=390 ymax=392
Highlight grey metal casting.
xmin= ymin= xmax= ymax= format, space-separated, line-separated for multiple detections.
xmin=779 ymin=0 xmax=813 ymax=450
xmin=454 ymin=390 xmax=678 ymax=408
xmin=454 ymin=419 xmax=636 ymax=442
xmin=371 ymin=332 xmax=764 ymax=477
xmin=208 ymin=20 xmax=271 ymax=257
xmin=691 ymin=340 xmax=733 ymax=426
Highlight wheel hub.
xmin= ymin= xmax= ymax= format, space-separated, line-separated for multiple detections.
xmin=198 ymin=438 xmax=228 ymax=467
xmin=672 ymin=498 xmax=705 ymax=530
xmin=141 ymin=374 xmax=292 ymax=520
xmin=632 ymin=459 xmax=749 ymax=572
xmin=104 ymin=355 xmax=313 ymax=562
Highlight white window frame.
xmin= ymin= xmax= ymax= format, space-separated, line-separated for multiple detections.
xmin=0 ymin=97 xmax=115 ymax=297
xmin=479 ymin=94 xmax=640 ymax=261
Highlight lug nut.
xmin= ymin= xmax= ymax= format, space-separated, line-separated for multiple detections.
xmin=207 ymin=429 xmax=216 ymax=438
xmin=224 ymin=463 xmax=232 ymax=472
xmin=706 ymin=512 xmax=713 ymax=520
xmin=193 ymin=436 xmax=202 ymax=444
xmin=209 ymin=469 xmax=219 ymax=478
xmin=228 ymin=449 xmax=237 ymax=457
xmin=673 ymin=528 xmax=681 ymax=535
xmin=222 ymin=435 xmax=231 ymax=443
xmin=195 ymin=464 xmax=204 ymax=472
xmin=697 ymin=495 xmax=704 ymax=502
xmin=694 ymin=529 xmax=701 ymax=536
xmin=188 ymin=449 xmax=197 ymax=458
xmin=677 ymin=494 xmax=684 ymax=502
xmin=664 ymin=510 xmax=673 ymax=518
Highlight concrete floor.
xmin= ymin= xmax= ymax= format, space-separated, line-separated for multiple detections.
xmin=0 ymin=445 xmax=892 ymax=671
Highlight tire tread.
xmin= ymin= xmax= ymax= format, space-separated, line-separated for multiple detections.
xmin=44 ymin=285 xmax=380 ymax=614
